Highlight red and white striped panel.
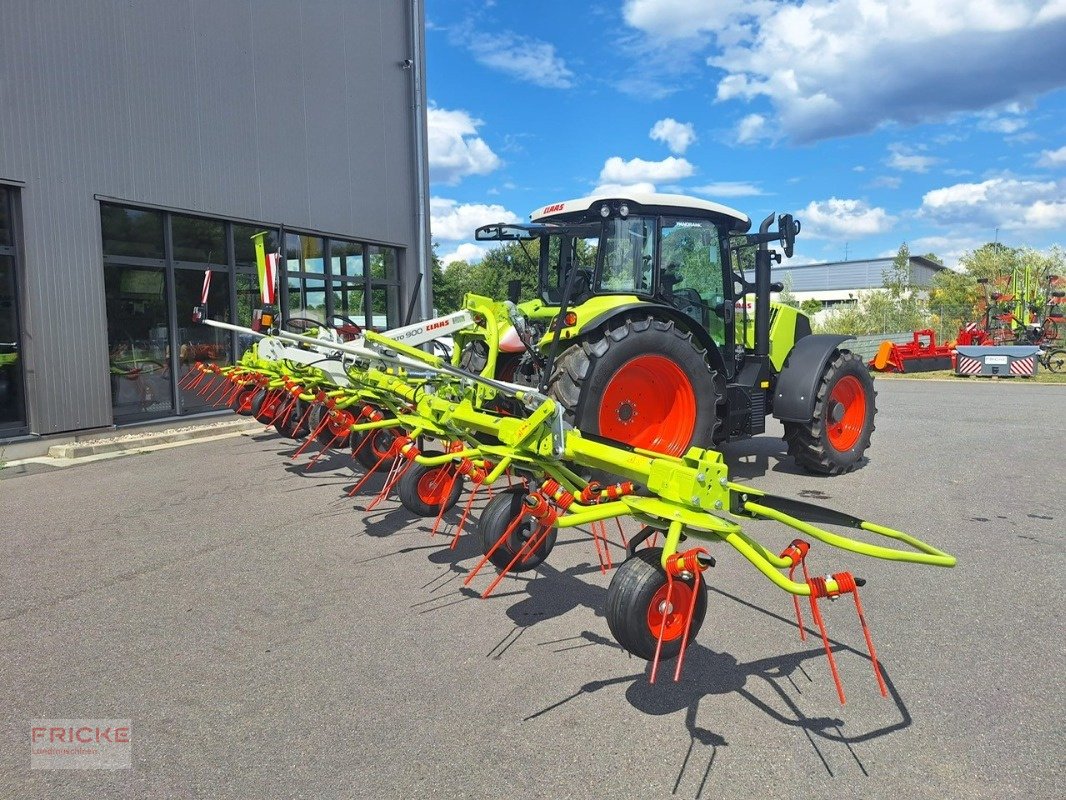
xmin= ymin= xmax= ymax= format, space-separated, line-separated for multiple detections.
xmin=1009 ymin=357 xmax=1035 ymax=376
xmin=956 ymin=356 xmax=983 ymax=375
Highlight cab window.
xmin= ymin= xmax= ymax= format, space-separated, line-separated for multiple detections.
xmin=659 ymin=217 xmax=728 ymax=344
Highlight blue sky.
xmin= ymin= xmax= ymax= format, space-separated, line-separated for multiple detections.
xmin=425 ymin=0 xmax=1066 ymax=269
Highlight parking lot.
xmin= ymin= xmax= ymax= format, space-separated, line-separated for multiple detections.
xmin=2 ymin=378 xmax=1063 ymax=799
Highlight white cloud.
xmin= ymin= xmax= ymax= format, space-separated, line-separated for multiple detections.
xmin=591 ymin=181 xmax=659 ymax=196
xmin=427 ymin=107 xmax=501 ymax=185
xmin=626 ymin=1 xmax=1066 ymax=143
xmin=978 ymin=114 xmax=1028 ymax=134
xmin=887 ymin=144 xmax=937 ymax=173
xmin=870 ymin=176 xmax=903 ymax=189
xmin=430 ymin=197 xmax=519 ymax=242
xmin=800 ymin=197 xmax=895 ymax=238
xmin=688 ymin=181 xmax=764 ymax=197
xmin=440 ymin=243 xmax=490 ymax=266
xmin=920 ymin=177 xmax=1066 ymax=230
xmin=649 ymin=118 xmax=697 ymax=154
xmin=599 ymin=156 xmax=694 ymax=184
xmin=735 ymin=114 xmax=767 ymax=144
xmin=458 ymin=28 xmax=574 ymax=89
xmin=910 ymin=235 xmax=986 ymax=269
xmin=1038 ymin=145 xmax=1066 ymax=167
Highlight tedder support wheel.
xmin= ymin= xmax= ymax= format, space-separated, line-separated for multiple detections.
xmin=784 ymin=350 xmax=876 ymax=475
xmin=234 ymin=386 xmax=257 ymax=416
xmin=275 ymin=398 xmax=310 ymax=439
xmin=252 ymin=388 xmax=281 ymax=424
xmin=547 ymin=316 xmax=720 ymax=457
xmin=397 ymin=453 xmax=464 ymax=516
xmin=353 ymin=427 xmax=399 ymax=469
xmin=605 ymin=547 xmax=708 ymax=662
xmin=1046 ymin=349 xmax=1066 ymax=373
xmin=478 ymin=487 xmax=558 ymax=573
xmin=307 ymin=404 xmax=350 ymax=448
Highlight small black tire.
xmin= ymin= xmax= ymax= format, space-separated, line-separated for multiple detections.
xmin=274 ymin=398 xmax=309 ymax=439
xmin=784 ymin=350 xmax=876 ymax=475
xmin=1046 ymin=349 xmax=1066 ymax=373
xmin=307 ymin=404 xmax=350 ymax=448
xmin=352 ymin=427 xmax=399 ymax=469
xmin=233 ymin=386 xmax=258 ymax=416
xmin=396 ymin=454 xmax=464 ymax=516
xmin=251 ymin=388 xmax=277 ymax=424
xmin=605 ymin=547 xmax=708 ymax=662
xmin=477 ymin=488 xmax=558 ymax=573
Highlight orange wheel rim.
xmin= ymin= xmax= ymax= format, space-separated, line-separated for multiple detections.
xmin=598 ymin=355 xmax=697 ymax=455
xmin=646 ymin=582 xmax=693 ymax=641
xmin=416 ymin=468 xmax=451 ymax=506
xmin=826 ymin=375 xmax=866 ymax=451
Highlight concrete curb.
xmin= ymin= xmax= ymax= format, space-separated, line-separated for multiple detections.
xmin=45 ymin=418 xmax=263 ymax=459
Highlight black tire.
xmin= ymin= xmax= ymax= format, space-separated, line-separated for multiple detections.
xmin=353 ymin=427 xmax=399 ymax=469
xmin=546 ymin=316 xmax=721 ymax=456
xmin=605 ymin=547 xmax=708 ymax=662
xmin=784 ymin=350 xmax=876 ymax=475
xmin=251 ymin=388 xmax=277 ymax=424
xmin=1046 ymin=349 xmax=1066 ymax=373
xmin=307 ymin=404 xmax=351 ymax=448
xmin=396 ymin=454 xmax=465 ymax=516
xmin=274 ymin=398 xmax=310 ymax=439
xmin=233 ymin=386 xmax=258 ymax=416
xmin=477 ymin=488 xmax=558 ymax=573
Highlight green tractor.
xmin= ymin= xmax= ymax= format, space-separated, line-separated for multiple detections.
xmin=459 ymin=192 xmax=875 ymax=475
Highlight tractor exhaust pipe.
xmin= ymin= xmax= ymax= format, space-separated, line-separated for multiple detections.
xmin=755 ymin=213 xmax=774 ymax=359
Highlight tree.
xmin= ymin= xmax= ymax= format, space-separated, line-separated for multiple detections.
xmin=777 ymin=272 xmax=799 ymax=308
xmin=800 ymin=298 xmax=822 ymax=316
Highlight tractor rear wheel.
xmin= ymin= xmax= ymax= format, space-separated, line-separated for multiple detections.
xmin=547 ymin=317 xmax=720 ymax=456
xmin=397 ymin=455 xmax=464 ymax=516
xmin=478 ymin=488 xmax=558 ymax=573
xmin=784 ymin=351 xmax=876 ymax=475
xmin=605 ymin=548 xmax=708 ymax=661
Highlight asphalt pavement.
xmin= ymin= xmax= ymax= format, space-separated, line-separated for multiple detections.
xmin=1 ymin=378 xmax=1063 ymax=799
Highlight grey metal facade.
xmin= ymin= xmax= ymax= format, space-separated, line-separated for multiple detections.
xmin=0 ymin=0 xmax=430 ymax=435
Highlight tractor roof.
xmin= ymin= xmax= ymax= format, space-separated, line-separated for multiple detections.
xmin=530 ymin=192 xmax=751 ymax=231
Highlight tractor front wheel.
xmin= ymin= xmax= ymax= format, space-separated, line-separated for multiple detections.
xmin=397 ymin=456 xmax=464 ymax=516
xmin=478 ymin=488 xmax=558 ymax=573
xmin=784 ymin=350 xmax=876 ymax=475
xmin=548 ymin=316 xmax=720 ymax=457
xmin=605 ymin=548 xmax=708 ymax=661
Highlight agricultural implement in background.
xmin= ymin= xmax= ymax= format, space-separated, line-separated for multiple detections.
xmin=869 ymin=329 xmax=954 ymax=374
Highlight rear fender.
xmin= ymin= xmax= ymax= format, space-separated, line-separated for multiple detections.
xmin=772 ymin=334 xmax=854 ymax=423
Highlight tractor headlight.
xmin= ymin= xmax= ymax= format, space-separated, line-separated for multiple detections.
xmin=600 ymin=203 xmax=611 ymax=218
xmin=619 ymin=203 xmax=629 ymax=218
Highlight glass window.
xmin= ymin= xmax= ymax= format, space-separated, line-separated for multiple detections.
xmin=104 ymin=265 xmax=174 ymax=421
xmin=172 ymin=214 xmax=226 ymax=264
xmin=369 ymin=286 xmax=399 ymax=330
xmin=330 ymin=240 xmax=364 ymax=278
xmin=285 ymin=233 xmax=325 ymax=275
xmin=0 ymin=254 xmax=25 ymax=428
xmin=101 ymin=205 xmax=165 ymax=259
xmin=368 ymin=245 xmax=397 ymax=281
xmin=287 ymin=276 xmax=328 ymax=322
xmin=235 ymin=226 xmax=279 ymax=271
xmin=333 ymin=280 xmax=364 ymax=323
xmin=0 ymin=187 xmax=11 ymax=246
xmin=235 ymin=272 xmax=260 ymax=356
xmin=660 ymin=217 xmax=727 ymax=343
xmin=596 ymin=216 xmax=655 ymax=293
xmin=174 ymin=269 xmax=231 ymax=413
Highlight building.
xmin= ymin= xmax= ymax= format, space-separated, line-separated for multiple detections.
xmin=0 ymin=0 xmax=430 ymax=439
xmin=765 ymin=256 xmax=947 ymax=308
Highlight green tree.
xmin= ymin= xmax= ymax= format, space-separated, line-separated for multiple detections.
xmin=800 ymin=298 xmax=822 ymax=316
xmin=777 ymin=272 xmax=799 ymax=308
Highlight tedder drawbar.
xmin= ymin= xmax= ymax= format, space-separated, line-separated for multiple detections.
xmin=184 ymin=285 xmax=955 ymax=704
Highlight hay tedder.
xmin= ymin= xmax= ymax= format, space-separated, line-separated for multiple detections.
xmin=183 ymin=194 xmax=955 ymax=702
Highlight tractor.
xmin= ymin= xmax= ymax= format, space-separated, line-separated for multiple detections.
xmin=464 ymin=192 xmax=876 ymax=475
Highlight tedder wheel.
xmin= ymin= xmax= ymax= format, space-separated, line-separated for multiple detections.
xmin=274 ymin=398 xmax=310 ymax=439
xmin=252 ymin=388 xmax=281 ymax=424
xmin=353 ymin=427 xmax=399 ymax=469
xmin=1046 ymin=349 xmax=1066 ymax=373
xmin=234 ymin=386 xmax=258 ymax=416
xmin=307 ymin=404 xmax=350 ymax=448
xmin=605 ymin=547 xmax=708 ymax=662
xmin=784 ymin=350 xmax=876 ymax=475
xmin=396 ymin=452 xmax=464 ymax=516
xmin=478 ymin=487 xmax=558 ymax=573
xmin=547 ymin=316 xmax=720 ymax=457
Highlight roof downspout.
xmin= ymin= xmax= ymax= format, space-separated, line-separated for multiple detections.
xmin=407 ymin=0 xmax=432 ymax=320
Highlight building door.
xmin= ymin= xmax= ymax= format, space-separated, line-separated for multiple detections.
xmin=0 ymin=187 xmax=27 ymax=434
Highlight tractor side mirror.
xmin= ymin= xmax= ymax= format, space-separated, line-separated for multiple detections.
xmin=778 ymin=214 xmax=800 ymax=258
